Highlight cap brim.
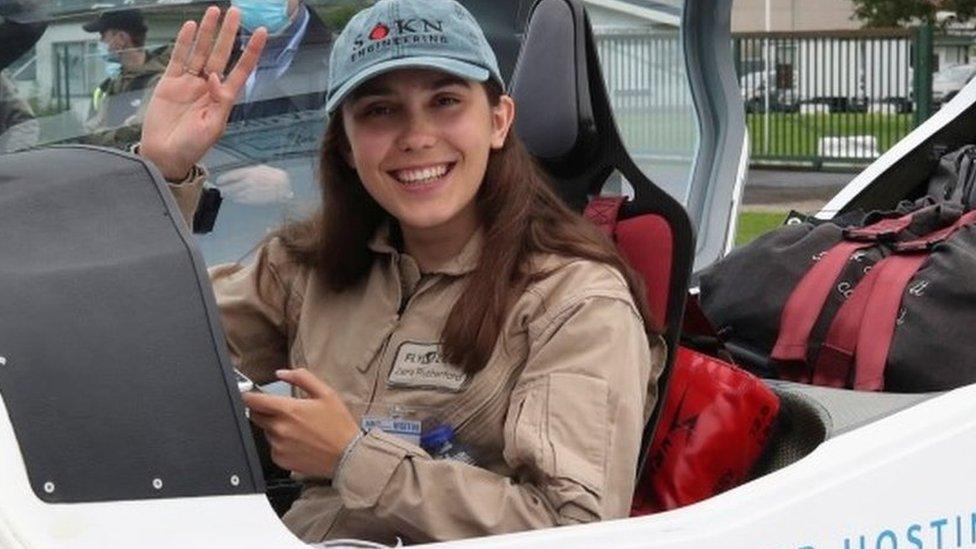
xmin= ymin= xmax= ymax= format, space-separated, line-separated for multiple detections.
xmin=326 ymin=56 xmax=491 ymax=114
xmin=82 ymin=21 xmax=104 ymax=32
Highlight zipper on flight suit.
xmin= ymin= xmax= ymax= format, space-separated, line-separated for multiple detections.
xmin=363 ymin=271 xmax=434 ymax=413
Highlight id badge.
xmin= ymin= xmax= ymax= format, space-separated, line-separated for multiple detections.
xmin=360 ymin=404 xmax=429 ymax=446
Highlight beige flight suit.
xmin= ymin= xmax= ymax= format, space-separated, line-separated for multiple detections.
xmin=170 ymin=174 xmax=665 ymax=545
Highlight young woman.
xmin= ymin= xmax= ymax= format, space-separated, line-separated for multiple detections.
xmin=140 ymin=0 xmax=665 ymax=544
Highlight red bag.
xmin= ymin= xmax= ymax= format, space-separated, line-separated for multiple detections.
xmin=631 ymin=346 xmax=779 ymax=515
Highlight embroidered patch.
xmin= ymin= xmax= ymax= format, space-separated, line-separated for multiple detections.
xmin=388 ymin=342 xmax=467 ymax=392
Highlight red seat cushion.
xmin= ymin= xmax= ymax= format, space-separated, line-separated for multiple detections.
xmin=616 ymin=214 xmax=673 ymax=333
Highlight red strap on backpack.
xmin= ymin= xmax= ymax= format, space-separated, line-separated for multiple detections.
xmin=810 ymin=262 xmax=882 ymax=387
xmin=852 ymin=253 xmax=931 ymax=390
xmin=854 ymin=210 xmax=976 ymax=390
xmin=812 ymin=210 xmax=976 ymax=390
xmin=770 ymin=213 xmax=916 ymax=382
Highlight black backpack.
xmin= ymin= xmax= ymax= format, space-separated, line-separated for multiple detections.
xmin=700 ymin=146 xmax=976 ymax=392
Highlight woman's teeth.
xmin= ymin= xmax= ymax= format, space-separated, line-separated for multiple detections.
xmin=393 ymin=163 xmax=450 ymax=184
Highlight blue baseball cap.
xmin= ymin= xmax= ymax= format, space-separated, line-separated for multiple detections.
xmin=325 ymin=0 xmax=505 ymax=114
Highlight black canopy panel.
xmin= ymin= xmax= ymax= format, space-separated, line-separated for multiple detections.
xmin=0 ymin=146 xmax=263 ymax=503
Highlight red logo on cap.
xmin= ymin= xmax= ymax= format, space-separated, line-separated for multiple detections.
xmin=369 ymin=23 xmax=390 ymax=40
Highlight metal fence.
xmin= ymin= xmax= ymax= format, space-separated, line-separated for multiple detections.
xmin=593 ymin=29 xmax=698 ymax=199
xmin=594 ymin=29 xmax=696 ymax=157
xmin=592 ymin=27 xmax=941 ymax=171
xmin=733 ymin=28 xmax=934 ymax=168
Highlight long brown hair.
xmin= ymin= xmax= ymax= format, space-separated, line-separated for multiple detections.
xmin=274 ymin=82 xmax=655 ymax=373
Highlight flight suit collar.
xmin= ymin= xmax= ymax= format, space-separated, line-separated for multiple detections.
xmin=367 ymin=222 xmax=484 ymax=276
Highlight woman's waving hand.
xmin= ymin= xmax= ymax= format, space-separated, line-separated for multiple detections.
xmin=140 ymin=7 xmax=267 ymax=181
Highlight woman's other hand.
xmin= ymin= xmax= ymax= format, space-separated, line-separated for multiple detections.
xmin=141 ymin=7 xmax=267 ymax=181
xmin=243 ymin=369 xmax=361 ymax=478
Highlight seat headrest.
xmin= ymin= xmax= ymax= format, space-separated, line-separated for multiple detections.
xmin=510 ymin=0 xmax=599 ymax=169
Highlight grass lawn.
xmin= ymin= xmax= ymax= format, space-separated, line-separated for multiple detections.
xmin=735 ymin=211 xmax=790 ymax=246
xmin=747 ymin=112 xmax=914 ymax=159
xmin=608 ymin=110 xmax=915 ymax=164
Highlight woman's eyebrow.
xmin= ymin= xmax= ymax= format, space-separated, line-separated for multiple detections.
xmin=350 ymin=76 xmax=470 ymax=103
xmin=349 ymin=83 xmax=394 ymax=102
xmin=429 ymin=76 xmax=470 ymax=90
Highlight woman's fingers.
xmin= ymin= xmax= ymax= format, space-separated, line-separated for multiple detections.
xmin=224 ymin=28 xmax=267 ymax=94
xmin=242 ymin=391 xmax=291 ymax=415
xmin=276 ymin=368 xmax=332 ymax=400
xmin=205 ymin=7 xmax=241 ymax=76
xmin=185 ymin=6 xmax=221 ymax=75
xmin=206 ymin=72 xmax=232 ymax=108
xmin=164 ymin=20 xmax=197 ymax=77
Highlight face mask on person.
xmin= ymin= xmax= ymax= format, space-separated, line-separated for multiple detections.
xmin=104 ymin=60 xmax=122 ymax=77
xmin=232 ymin=0 xmax=291 ymax=36
xmin=97 ymin=41 xmax=120 ymax=64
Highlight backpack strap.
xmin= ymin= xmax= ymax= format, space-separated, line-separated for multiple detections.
xmin=849 ymin=253 xmax=932 ymax=390
xmin=852 ymin=209 xmax=976 ymax=390
xmin=770 ymin=213 xmax=916 ymax=382
xmin=809 ymin=259 xmax=883 ymax=387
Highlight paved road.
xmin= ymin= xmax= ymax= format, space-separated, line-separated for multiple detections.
xmin=743 ymin=168 xmax=857 ymax=209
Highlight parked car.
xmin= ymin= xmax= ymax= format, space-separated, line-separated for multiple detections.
xmin=739 ymin=69 xmax=801 ymax=113
xmin=933 ymin=63 xmax=976 ymax=106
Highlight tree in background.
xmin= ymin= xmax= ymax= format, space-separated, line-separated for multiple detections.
xmin=852 ymin=0 xmax=976 ymax=27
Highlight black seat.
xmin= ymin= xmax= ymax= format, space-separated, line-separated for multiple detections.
xmin=509 ymin=0 xmax=695 ymax=488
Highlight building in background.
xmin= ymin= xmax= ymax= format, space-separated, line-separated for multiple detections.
xmin=732 ymin=0 xmax=858 ymax=33
xmin=584 ymin=0 xmax=681 ymax=30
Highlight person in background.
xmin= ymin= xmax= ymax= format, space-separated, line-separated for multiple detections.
xmin=228 ymin=0 xmax=332 ymax=121
xmin=212 ymin=0 xmax=334 ymax=205
xmin=0 ymin=70 xmax=37 ymax=153
xmin=0 ymin=10 xmax=45 ymax=153
xmin=84 ymin=9 xmax=169 ymax=135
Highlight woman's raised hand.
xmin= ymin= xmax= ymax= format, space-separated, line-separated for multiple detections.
xmin=140 ymin=7 xmax=267 ymax=181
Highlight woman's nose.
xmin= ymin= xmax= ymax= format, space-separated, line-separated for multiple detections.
xmin=395 ymin=112 xmax=437 ymax=152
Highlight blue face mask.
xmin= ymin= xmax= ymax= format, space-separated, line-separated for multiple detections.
xmin=232 ymin=0 xmax=291 ymax=36
xmin=104 ymin=61 xmax=122 ymax=77
xmin=97 ymin=41 xmax=121 ymax=64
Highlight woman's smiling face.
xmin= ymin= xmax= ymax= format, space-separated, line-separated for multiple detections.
xmin=341 ymin=69 xmax=514 ymax=239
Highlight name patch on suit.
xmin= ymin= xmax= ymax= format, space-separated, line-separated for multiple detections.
xmin=388 ymin=342 xmax=467 ymax=392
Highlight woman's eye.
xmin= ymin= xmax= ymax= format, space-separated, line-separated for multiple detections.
xmin=363 ymin=105 xmax=394 ymax=117
xmin=435 ymin=96 xmax=461 ymax=107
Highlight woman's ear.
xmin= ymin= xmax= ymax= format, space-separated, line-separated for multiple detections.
xmin=490 ymin=95 xmax=516 ymax=150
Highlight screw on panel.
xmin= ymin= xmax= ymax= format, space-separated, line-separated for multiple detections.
xmin=230 ymin=475 xmax=240 ymax=487
xmin=0 ymin=356 xmax=6 ymax=366
xmin=152 ymin=478 xmax=163 ymax=490
xmin=43 ymin=482 xmax=55 ymax=494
